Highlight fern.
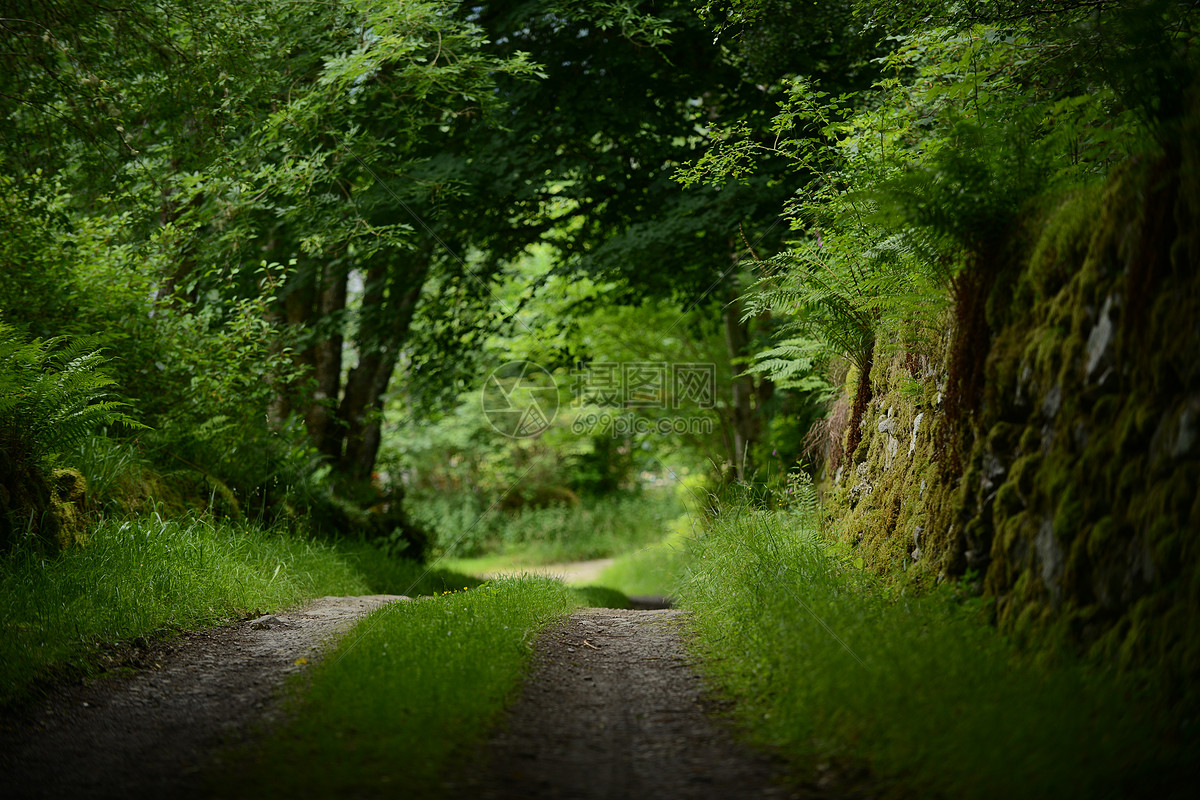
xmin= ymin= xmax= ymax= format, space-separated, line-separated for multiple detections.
xmin=0 ymin=322 xmax=144 ymax=467
xmin=746 ymin=336 xmax=836 ymax=398
xmin=742 ymin=242 xmax=882 ymax=376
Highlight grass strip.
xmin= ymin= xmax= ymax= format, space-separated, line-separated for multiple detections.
xmin=677 ymin=506 xmax=1195 ymax=799
xmin=219 ymin=576 xmax=575 ymax=798
xmin=0 ymin=516 xmax=478 ymax=704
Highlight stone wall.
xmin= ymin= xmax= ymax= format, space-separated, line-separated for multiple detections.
xmin=827 ymin=132 xmax=1200 ymax=688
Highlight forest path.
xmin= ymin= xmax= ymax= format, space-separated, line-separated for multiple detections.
xmin=481 ymin=557 xmax=616 ymax=584
xmin=0 ymin=595 xmax=406 ymax=799
xmin=3 ymin=600 xmax=798 ymax=799
xmin=451 ymin=607 xmax=795 ymax=799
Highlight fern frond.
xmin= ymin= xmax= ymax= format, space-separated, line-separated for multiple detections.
xmin=0 ymin=323 xmax=146 ymax=466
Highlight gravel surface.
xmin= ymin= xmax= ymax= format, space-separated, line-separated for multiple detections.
xmin=452 ymin=608 xmax=799 ymax=800
xmin=0 ymin=595 xmax=406 ymax=800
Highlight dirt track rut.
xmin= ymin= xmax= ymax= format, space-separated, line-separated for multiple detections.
xmin=456 ymin=608 xmax=794 ymax=800
xmin=0 ymin=595 xmax=405 ymax=799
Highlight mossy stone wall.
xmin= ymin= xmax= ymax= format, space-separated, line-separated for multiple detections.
xmin=829 ymin=137 xmax=1200 ymax=686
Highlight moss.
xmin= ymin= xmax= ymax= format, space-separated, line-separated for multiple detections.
xmin=48 ymin=468 xmax=89 ymax=549
xmin=1019 ymin=185 xmax=1105 ymax=310
xmin=0 ymin=456 xmax=90 ymax=552
xmin=825 ymin=136 xmax=1200 ymax=712
xmin=1086 ymin=516 xmax=1116 ymax=563
xmin=1052 ymin=485 xmax=1085 ymax=540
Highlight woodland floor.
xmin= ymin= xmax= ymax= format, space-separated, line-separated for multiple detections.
xmin=0 ymin=598 xmax=841 ymax=800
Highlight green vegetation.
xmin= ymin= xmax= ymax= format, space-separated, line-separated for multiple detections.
xmin=410 ymin=489 xmax=683 ymax=562
xmin=677 ymin=500 xmax=1193 ymax=798
xmin=595 ymin=526 xmax=694 ymax=598
xmin=2 ymin=0 xmax=1199 ymax=793
xmin=0 ymin=516 xmax=474 ymax=705
xmin=568 ymin=584 xmax=634 ymax=609
xmin=0 ymin=324 xmax=142 ymax=550
xmin=218 ymin=577 xmax=575 ymax=799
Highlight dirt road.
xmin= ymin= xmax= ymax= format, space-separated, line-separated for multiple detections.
xmin=0 ymin=595 xmax=406 ymax=800
xmin=2 ymin=600 xmax=795 ymax=799
xmin=455 ymin=608 xmax=794 ymax=799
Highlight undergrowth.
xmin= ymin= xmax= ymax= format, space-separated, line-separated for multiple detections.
xmin=218 ymin=576 xmax=575 ymax=798
xmin=677 ymin=504 xmax=1196 ymax=798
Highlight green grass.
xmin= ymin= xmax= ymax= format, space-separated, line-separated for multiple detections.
xmin=677 ymin=505 xmax=1196 ymax=799
xmin=336 ymin=541 xmax=486 ymax=596
xmin=569 ymin=584 xmax=632 ymax=609
xmin=217 ymin=576 xmax=576 ymax=798
xmin=408 ymin=489 xmax=682 ymax=563
xmin=594 ymin=522 xmax=692 ymax=597
xmin=0 ymin=515 xmax=476 ymax=705
xmin=437 ymin=551 xmax=547 ymax=576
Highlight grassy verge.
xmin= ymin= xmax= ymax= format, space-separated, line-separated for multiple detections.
xmin=218 ymin=576 xmax=576 ymax=798
xmin=336 ymin=541 xmax=485 ymax=596
xmin=0 ymin=515 xmax=474 ymax=704
xmin=568 ymin=584 xmax=632 ymax=609
xmin=678 ymin=505 xmax=1196 ymax=798
xmin=594 ymin=524 xmax=692 ymax=597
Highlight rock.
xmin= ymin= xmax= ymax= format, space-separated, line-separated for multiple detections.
xmin=1014 ymin=363 xmax=1033 ymax=408
xmin=1085 ymin=294 xmax=1116 ymax=383
xmin=965 ymin=549 xmax=988 ymax=569
xmin=1172 ymin=397 xmax=1198 ymax=458
xmin=1036 ymin=518 xmax=1064 ymax=606
xmin=1041 ymin=383 xmax=1062 ymax=420
xmin=884 ymin=434 xmax=899 ymax=470
xmin=849 ymin=462 xmax=873 ymax=506
xmin=909 ymin=412 xmax=924 ymax=456
xmin=980 ymin=452 xmax=1006 ymax=493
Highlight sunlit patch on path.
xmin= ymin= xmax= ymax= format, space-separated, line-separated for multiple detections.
xmin=480 ymin=558 xmax=617 ymax=585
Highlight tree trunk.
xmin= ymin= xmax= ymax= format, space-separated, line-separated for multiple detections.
xmin=723 ymin=290 xmax=758 ymax=482
xmin=309 ymin=264 xmax=348 ymax=460
xmin=337 ymin=255 xmax=429 ymax=482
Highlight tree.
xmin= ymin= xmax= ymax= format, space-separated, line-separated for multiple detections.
xmin=0 ymin=1 xmax=543 ymax=534
xmin=435 ymin=0 xmax=877 ymax=480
